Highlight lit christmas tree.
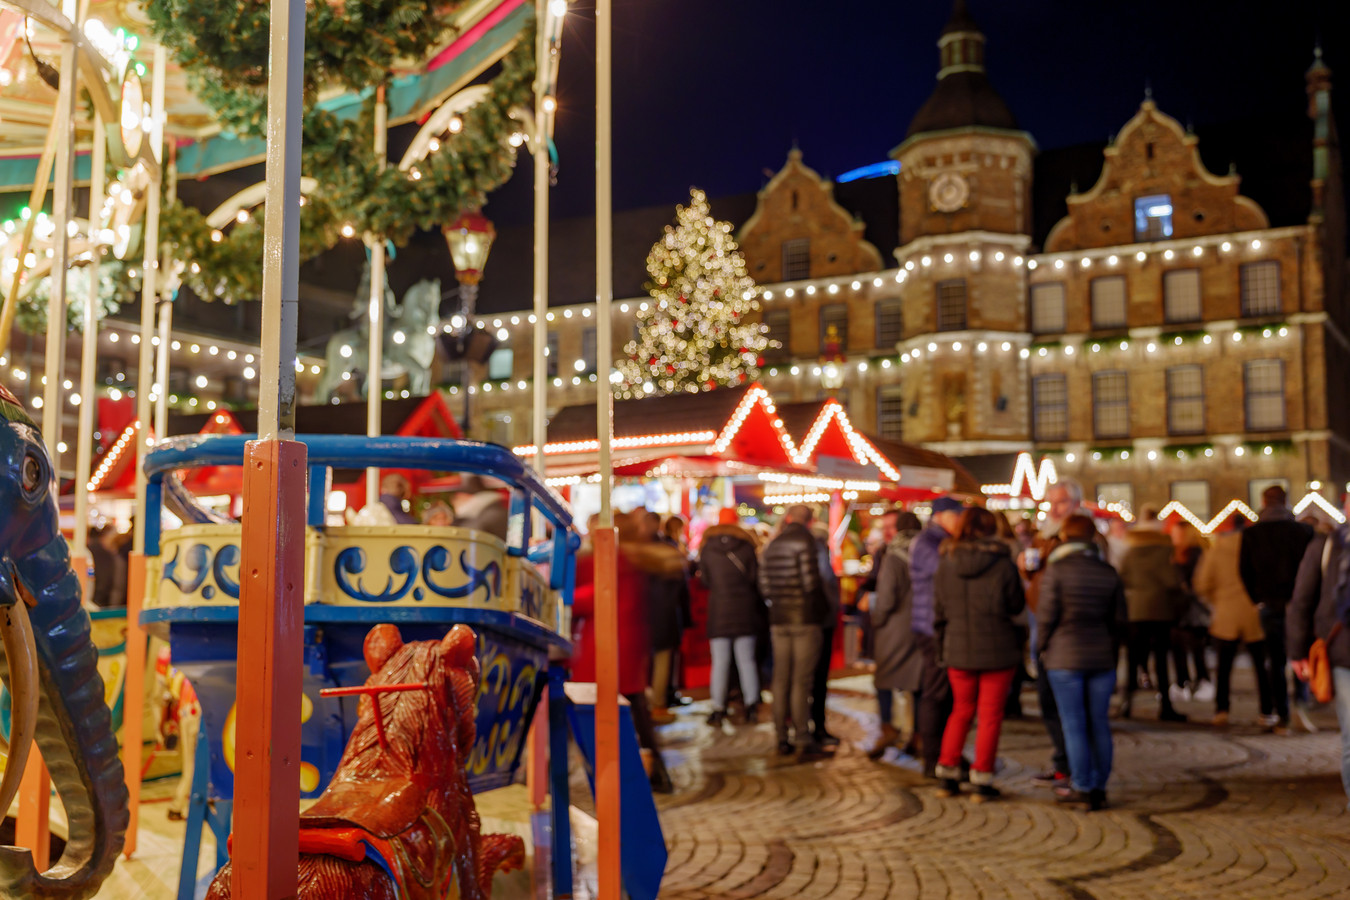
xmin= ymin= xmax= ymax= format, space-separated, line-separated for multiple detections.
xmin=616 ymin=189 xmax=772 ymax=398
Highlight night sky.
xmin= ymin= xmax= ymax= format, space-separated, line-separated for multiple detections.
xmin=485 ymin=0 xmax=1346 ymax=227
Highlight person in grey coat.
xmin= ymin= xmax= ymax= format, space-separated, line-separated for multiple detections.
xmin=1037 ymin=514 xmax=1128 ymax=811
xmin=868 ymin=512 xmax=924 ymax=758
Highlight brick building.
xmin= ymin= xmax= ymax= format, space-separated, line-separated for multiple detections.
xmin=465 ymin=2 xmax=1347 ymax=519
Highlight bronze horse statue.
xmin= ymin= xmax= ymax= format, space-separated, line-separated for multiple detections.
xmin=206 ymin=624 xmax=524 ymax=899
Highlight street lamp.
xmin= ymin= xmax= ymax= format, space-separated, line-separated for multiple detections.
xmin=444 ymin=210 xmax=496 ymax=434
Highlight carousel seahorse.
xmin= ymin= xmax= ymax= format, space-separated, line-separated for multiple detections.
xmin=0 ymin=382 xmax=128 ymax=899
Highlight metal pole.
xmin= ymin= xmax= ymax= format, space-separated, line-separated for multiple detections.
xmin=364 ymin=87 xmax=388 ymax=508
xmin=123 ymin=41 xmax=167 ymax=862
xmin=532 ymin=0 xmax=549 ymax=485
xmin=595 ymin=0 xmax=619 ymax=897
xmin=40 ymin=0 xmax=78 ymax=465
xmin=154 ymin=296 xmax=171 ymax=438
xmin=232 ymin=0 xmax=306 ymax=893
xmin=71 ymin=109 xmax=106 ymax=580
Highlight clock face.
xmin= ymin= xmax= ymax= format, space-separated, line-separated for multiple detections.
xmin=929 ymin=172 xmax=970 ymax=213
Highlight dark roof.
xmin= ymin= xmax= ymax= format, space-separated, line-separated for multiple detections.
xmin=944 ymin=451 xmax=1015 ymax=491
xmin=774 ymin=401 xmax=827 ymax=444
xmin=544 ymin=385 xmax=753 ymax=444
xmin=905 ymin=70 xmax=1019 ymax=140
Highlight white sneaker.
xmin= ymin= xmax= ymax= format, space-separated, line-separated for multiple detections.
xmin=1259 ymin=713 xmax=1281 ymax=728
xmin=1168 ymin=684 xmax=1191 ymax=705
xmin=1191 ymin=680 xmax=1215 ymax=702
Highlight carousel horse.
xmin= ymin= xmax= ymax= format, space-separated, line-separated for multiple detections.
xmin=205 ymin=624 xmax=525 ymax=899
xmin=317 ymin=266 xmax=442 ymax=401
xmin=0 ymin=383 xmax=127 ymax=900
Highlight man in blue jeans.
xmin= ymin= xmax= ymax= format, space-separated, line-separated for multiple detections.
xmin=1288 ymin=495 xmax=1350 ymax=805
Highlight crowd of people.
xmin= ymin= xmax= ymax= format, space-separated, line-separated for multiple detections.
xmin=562 ymin=479 xmax=1350 ymax=813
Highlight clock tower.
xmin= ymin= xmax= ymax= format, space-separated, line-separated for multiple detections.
xmin=887 ymin=0 xmax=1035 ymax=456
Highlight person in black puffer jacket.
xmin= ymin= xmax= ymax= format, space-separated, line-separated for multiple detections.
xmin=699 ymin=509 xmax=767 ymax=725
xmin=1036 ymin=514 xmax=1128 ymax=811
xmin=758 ymin=504 xmax=830 ymax=757
xmin=932 ymin=507 xmax=1025 ymax=801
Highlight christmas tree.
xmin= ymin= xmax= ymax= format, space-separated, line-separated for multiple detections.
xmin=616 ymin=189 xmax=772 ymax=398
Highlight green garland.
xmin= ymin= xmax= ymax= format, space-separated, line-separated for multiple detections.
xmin=17 ymin=262 xmax=132 ymax=334
xmin=148 ymin=2 xmax=535 ymax=302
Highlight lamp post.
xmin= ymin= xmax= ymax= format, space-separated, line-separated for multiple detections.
xmin=444 ymin=210 xmax=496 ymax=435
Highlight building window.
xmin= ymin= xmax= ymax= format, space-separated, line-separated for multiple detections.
xmin=1090 ymin=276 xmax=1127 ymax=328
xmin=1093 ymin=370 xmax=1129 ymax=438
xmin=581 ymin=327 xmax=597 ymax=374
xmin=1134 ymin=193 xmax=1173 ymax=240
xmin=1166 ymin=365 xmax=1205 ymax=435
xmin=1032 ymin=374 xmax=1068 ymax=441
xmin=876 ymin=299 xmax=903 ymax=348
xmin=546 ymin=332 xmax=559 ymax=378
xmin=1096 ymin=482 xmax=1134 ymax=515
xmin=487 ymin=347 xmax=514 ymax=381
xmin=936 ymin=279 xmax=967 ymax=331
xmin=1240 ymin=261 xmax=1281 ymax=317
xmin=782 ymin=238 xmax=810 ymax=281
xmin=1244 ymin=359 xmax=1285 ymax=430
xmin=877 ymin=386 xmax=904 ymax=440
xmin=1163 ymin=269 xmax=1202 ymax=323
xmin=486 ymin=411 xmax=513 ymax=447
xmin=1171 ymin=480 xmax=1211 ymax=520
xmin=764 ymin=310 xmax=791 ymax=362
xmin=819 ymin=303 xmax=848 ymax=351
xmin=1030 ymin=282 xmax=1066 ymax=334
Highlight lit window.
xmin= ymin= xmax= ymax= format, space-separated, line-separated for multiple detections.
xmin=819 ymin=304 xmax=848 ymax=352
xmin=1240 ymin=261 xmax=1281 ymax=317
xmin=877 ymin=386 xmax=905 ymax=441
xmin=1093 ymin=371 xmax=1129 ymax=438
xmin=1096 ymin=482 xmax=1134 ymax=515
xmin=782 ymin=238 xmax=810 ymax=281
xmin=1134 ymin=193 xmax=1173 ymax=240
xmin=1170 ymin=480 xmax=1211 ymax=520
xmin=581 ymin=328 xmax=597 ymax=374
xmin=1032 ymin=374 xmax=1068 ymax=441
xmin=1166 ymin=365 xmax=1205 ymax=435
xmin=1030 ymin=283 xmax=1066 ymax=334
xmin=487 ymin=347 xmax=514 ymax=381
xmin=1163 ymin=269 xmax=1202 ymax=323
xmin=764 ymin=310 xmax=791 ymax=362
xmin=1090 ymin=276 xmax=1127 ymax=328
xmin=1244 ymin=360 xmax=1285 ymax=430
xmin=875 ymin=299 xmax=903 ymax=348
xmin=546 ymin=332 xmax=559 ymax=378
xmin=936 ymin=279 xmax=967 ymax=331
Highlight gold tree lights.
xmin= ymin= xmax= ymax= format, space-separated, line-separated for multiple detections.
xmin=616 ymin=189 xmax=772 ymax=398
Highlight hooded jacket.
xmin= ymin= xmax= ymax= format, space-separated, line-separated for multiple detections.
xmin=1119 ymin=528 xmax=1184 ymax=622
xmin=697 ymin=523 xmax=766 ymax=639
xmin=1035 ymin=542 xmax=1127 ymax=671
xmin=933 ymin=540 xmax=1026 ymax=671
xmin=871 ymin=529 xmax=924 ymax=691
xmin=758 ymin=521 xmax=829 ymax=627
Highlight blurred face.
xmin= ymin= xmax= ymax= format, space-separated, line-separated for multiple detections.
xmin=880 ymin=512 xmax=900 ymax=543
xmin=934 ymin=510 xmax=963 ymax=535
xmin=1046 ymin=485 xmax=1078 ymax=524
xmin=425 ymin=510 xmax=451 ymax=527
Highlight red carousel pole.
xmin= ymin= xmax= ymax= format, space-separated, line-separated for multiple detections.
xmin=231 ymin=0 xmax=307 ymax=894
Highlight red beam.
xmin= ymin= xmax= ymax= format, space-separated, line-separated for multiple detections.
xmin=232 ymin=439 xmax=307 ymax=899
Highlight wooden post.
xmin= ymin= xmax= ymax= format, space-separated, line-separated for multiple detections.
xmin=230 ymin=0 xmax=306 ymax=893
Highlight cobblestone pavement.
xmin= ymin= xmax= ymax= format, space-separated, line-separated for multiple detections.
xmin=641 ymin=674 xmax=1350 ymax=900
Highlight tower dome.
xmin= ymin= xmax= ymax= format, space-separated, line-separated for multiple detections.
xmin=905 ymin=0 xmax=1018 ymax=139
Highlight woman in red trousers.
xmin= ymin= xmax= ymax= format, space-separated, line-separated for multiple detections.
xmin=932 ymin=507 xmax=1027 ymax=801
